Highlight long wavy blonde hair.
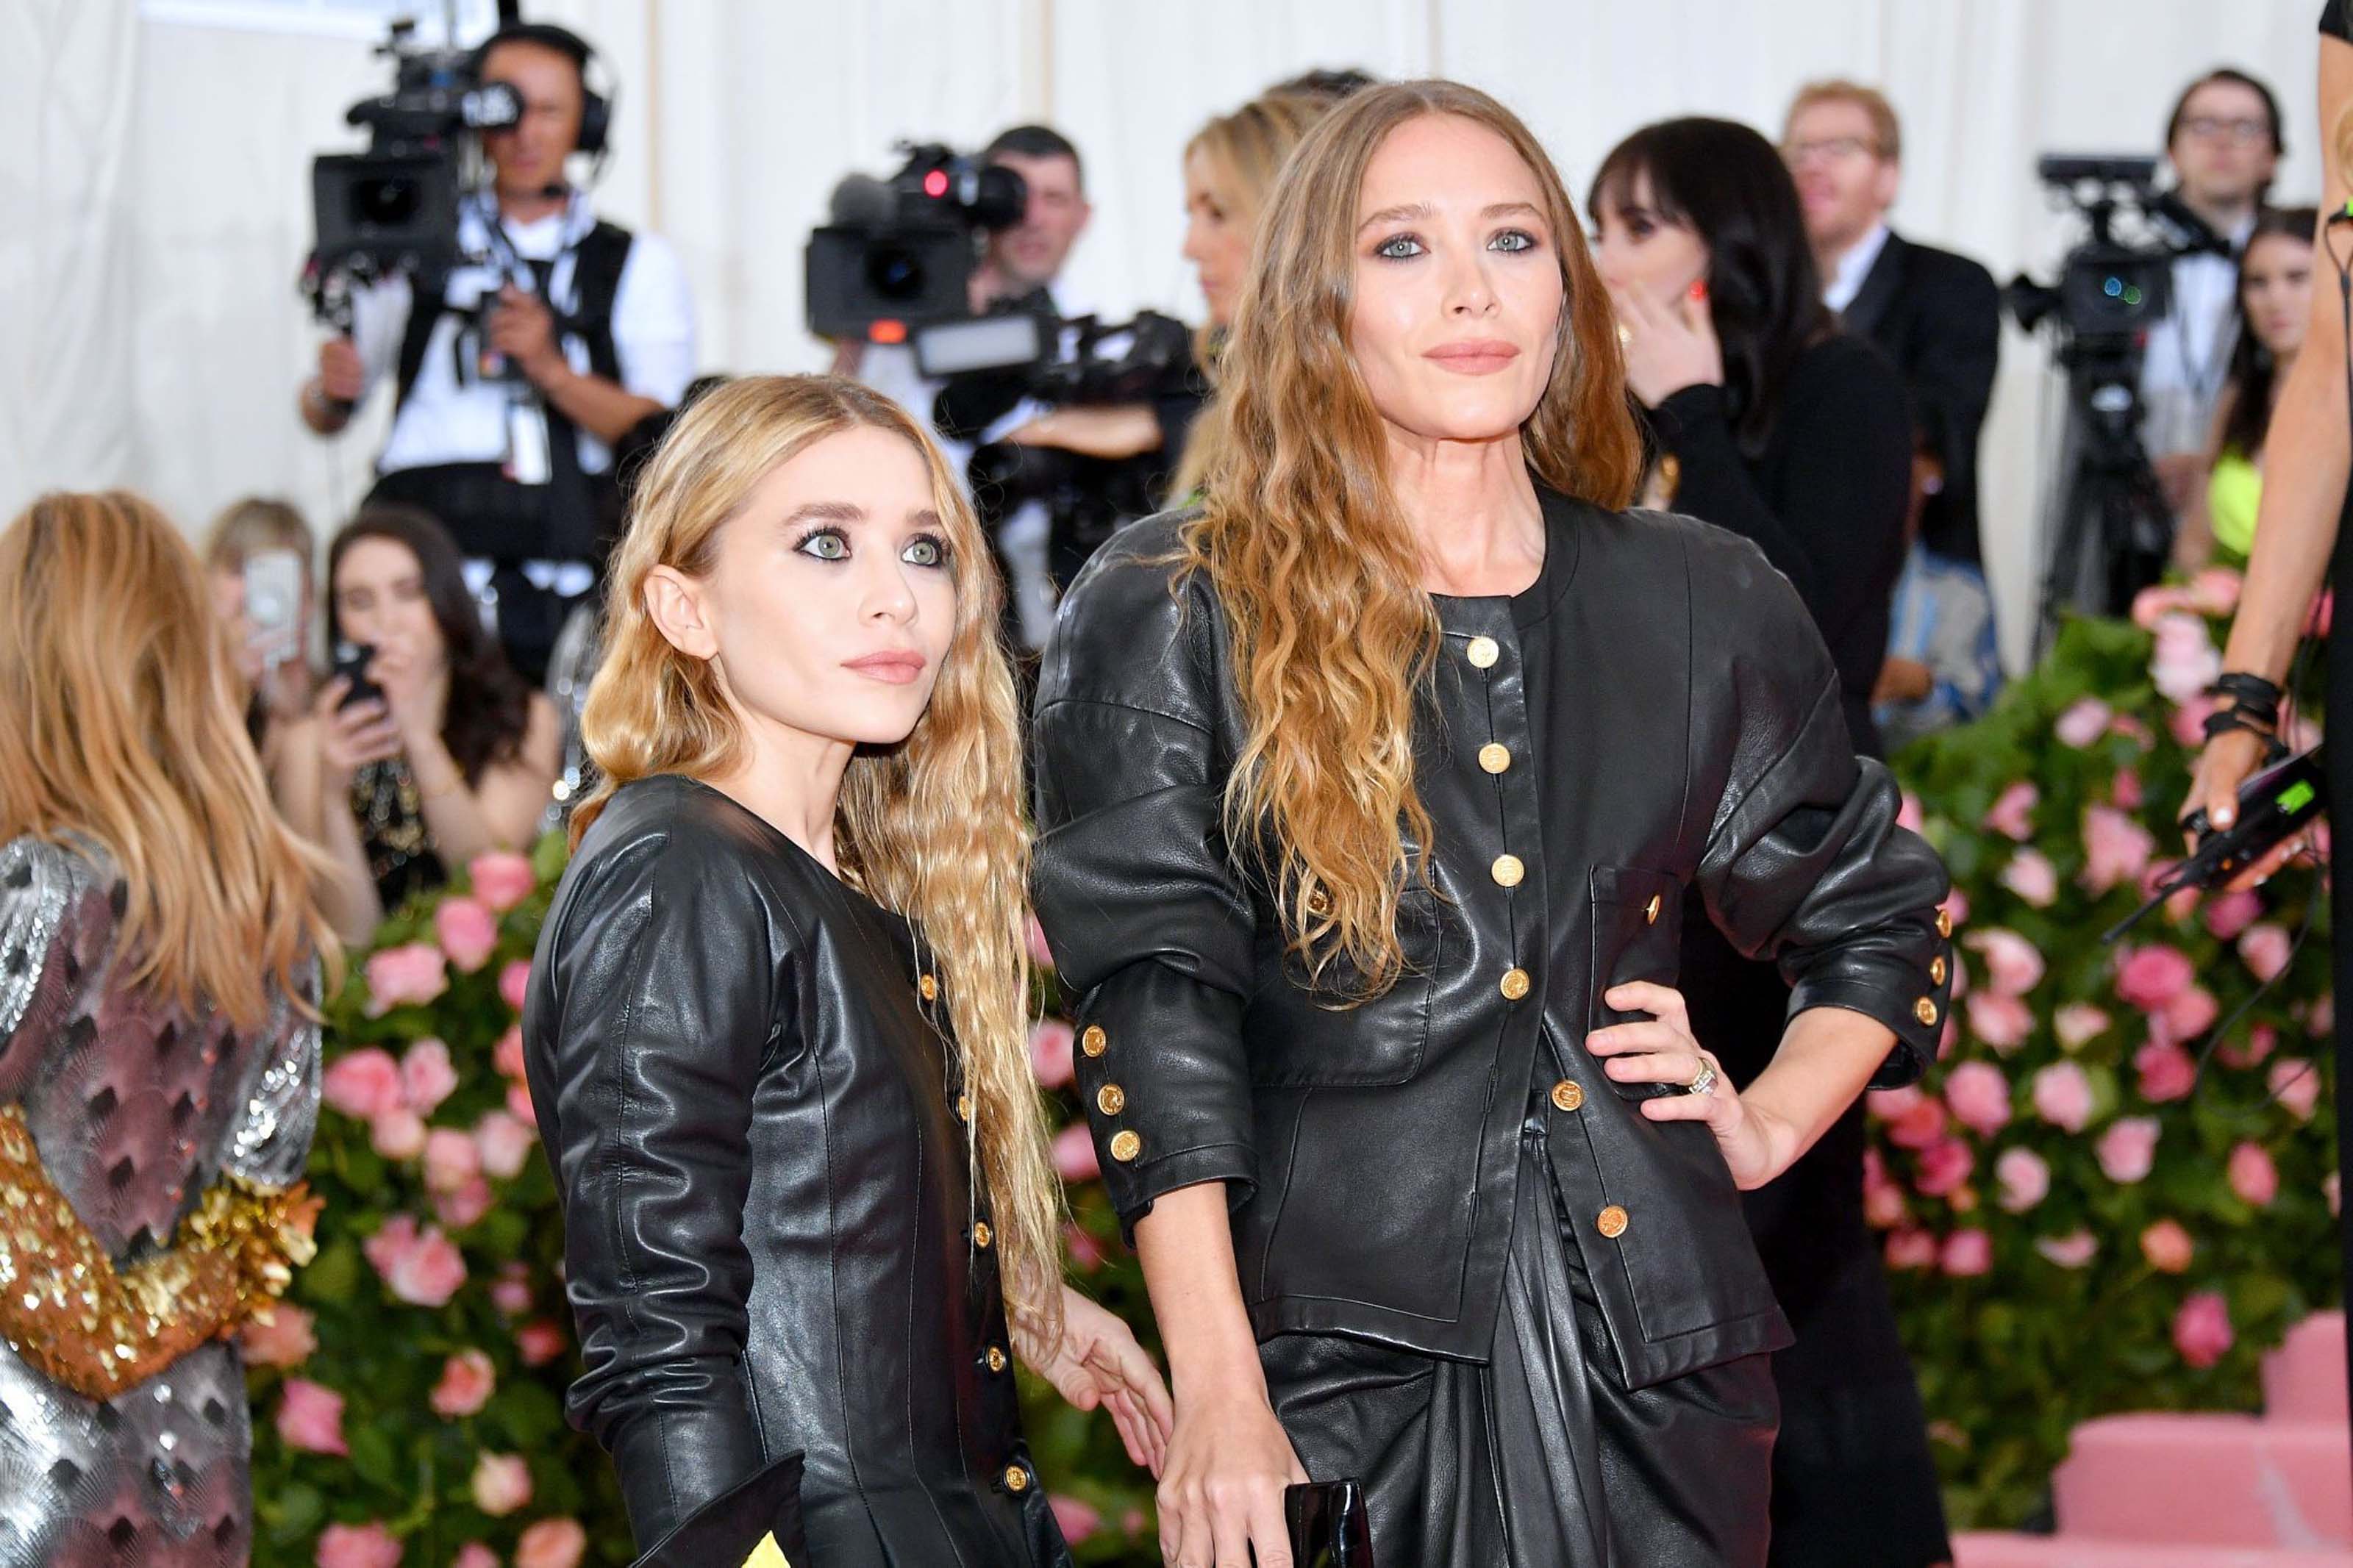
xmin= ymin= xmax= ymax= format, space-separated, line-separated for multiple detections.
xmin=1170 ymin=90 xmax=1342 ymax=501
xmin=0 ymin=492 xmax=335 ymax=1029
xmin=1182 ymin=80 xmax=1643 ymax=995
xmin=574 ymin=375 xmax=1063 ymax=1335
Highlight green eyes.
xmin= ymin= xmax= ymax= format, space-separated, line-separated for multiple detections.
xmin=1372 ymin=230 xmax=1540 ymax=260
xmin=793 ymin=528 xmax=950 ymax=568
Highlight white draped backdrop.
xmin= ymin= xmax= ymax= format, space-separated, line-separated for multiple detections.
xmin=0 ymin=0 xmax=2331 ymax=666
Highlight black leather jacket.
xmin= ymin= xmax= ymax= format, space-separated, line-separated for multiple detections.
xmin=1032 ymin=493 xmax=1953 ymax=1389
xmin=523 ymin=775 xmax=1059 ymax=1562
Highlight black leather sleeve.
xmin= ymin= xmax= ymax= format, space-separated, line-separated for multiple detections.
xmin=536 ymin=825 xmax=778 ymax=1546
xmin=1032 ymin=527 xmax=1261 ymax=1230
xmin=1687 ymin=531 xmax=1953 ymax=1086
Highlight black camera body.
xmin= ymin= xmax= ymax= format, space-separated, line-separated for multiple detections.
xmin=2004 ymin=154 xmax=2190 ymax=352
xmin=307 ymin=18 xmax=521 ymax=287
xmin=804 ymin=145 xmax=1029 ymax=341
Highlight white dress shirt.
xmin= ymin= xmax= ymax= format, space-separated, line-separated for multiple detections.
xmin=1824 ymin=221 xmax=1893 ymax=314
xmin=2139 ymin=211 xmax=2256 ymax=460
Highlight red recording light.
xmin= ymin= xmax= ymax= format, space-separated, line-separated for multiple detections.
xmin=923 ymin=170 xmax=949 ymax=198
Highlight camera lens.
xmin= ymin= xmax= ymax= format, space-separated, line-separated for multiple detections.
xmin=355 ymin=176 xmax=422 ymax=228
xmin=864 ymin=244 xmax=927 ymax=301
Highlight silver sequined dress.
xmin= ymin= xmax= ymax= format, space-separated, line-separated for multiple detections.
xmin=0 ymin=835 xmax=321 ymax=1567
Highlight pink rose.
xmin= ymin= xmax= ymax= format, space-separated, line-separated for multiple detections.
xmin=1885 ymin=1094 xmax=1948 ymax=1150
xmin=2187 ymin=566 xmax=2243 ymax=615
xmin=2096 ymin=1117 xmax=2161 ymax=1184
xmin=363 ymin=1214 xmax=420 ymax=1275
xmin=2054 ymin=696 xmax=2113 ymax=748
xmin=1940 ymin=1228 xmax=1992 ymax=1277
xmin=452 ymin=1547 xmax=499 ymax=1568
xmin=2203 ymin=889 xmax=2263 ymax=941
xmin=2032 ymin=1062 xmax=2096 ymax=1133
xmin=2135 ymin=1041 xmax=2198 ymax=1104
xmin=430 ymin=1350 xmax=497 ymax=1418
xmin=1065 ymin=1220 xmax=1109 ymax=1271
xmin=1964 ymin=992 xmax=2033 ymax=1054
xmin=506 ymin=1081 xmax=535 ymax=1124
xmin=2054 ymin=1003 xmax=2112 ymax=1050
xmin=1897 ymin=791 xmax=1926 ymax=834
xmin=366 ymin=1217 xmax=468 ymax=1307
xmin=1965 ymin=929 xmax=2044 ymax=997
xmin=277 ymin=1377 xmax=349 ymax=1456
xmin=1914 ymin=1139 xmax=1976 ymax=1198
xmin=2218 ymin=1022 xmax=2279 ymax=1070
xmin=2239 ymin=923 xmax=2293 ymax=984
xmin=2109 ymin=713 xmax=2155 ymax=749
xmin=1864 ymin=1179 xmax=1909 ymax=1229
xmin=370 ymin=1109 xmax=428 ymax=1161
xmin=513 ymin=1519 xmax=587 ymax=1568
xmin=2227 ymin=1142 xmax=2279 ymax=1207
xmin=2168 ymin=693 xmax=2222 ymax=750
xmin=493 ymin=1024 xmax=527 ymax=1082
xmin=499 ymin=959 xmax=533 ymax=1014
xmin=1943 ymin=889 xmax=1971 ymax=929
xmin=1943 ymin=1061 xmax=2012 ymax=1137
xmin=1052 ymin=1122 xmax=1101 ymax=1182
xmin=2115 ymin=945 xmax=2194 ymax=1011
xmin=401 ymin=1038 xmax=460 ymax=1117
xmin=475 ymin=1111 xmax=536 ymax=1181
xmin=2112 ymin=770 xmax=2144 ymax=810
xmin=1999 ymin=849 xmax=2058 ymax=908
xmin=2081 ymin=806 xmax=2155 ymax=897
xmin=1050 ymin=1493 xmax=1103 ymax=1544
xmin=1995 ymin=1147 xmax=2051 ymax=1212
xmin=2140 ymin=1218 xmax=2195 ymax=1273
xmin=433 ymin=1175 xmax=495 ymax=1231
xmin=1982 ymin=781 xmax=2039 ymax=841
xmin=434 ymin=896 xmax=500 ymax=975
xmin=424 ymin=1128 xmax=483 ymax=1195
xmin=2151 ymin=612 xmax=2222 ymax=704
xmin=471 ymin=1452 xmax=533 ymax=1517
xmin=2036 ymin=1229 xmax=2099 ymax=1269
xmin=2312 ymin=995 xmax=2337 ymax=1037
xmin=492 ymin=1264 xmax=535 ymax=1317
xmin=2132 ymin=584 xmax=2193 ymax=629
xmin=2174 ymin=1290 xmax=2235 ymax=1369
xmin=1885 ymin=1230 xmax=1938 ymax=1270
xmin=2271 ymin=1059 xmax=2322 ymax=1123
xmin=2163 ymin=986 xmax=2219 ymax=1041
xmin=240 ymin=1301 xmax=318 ymax=1369
xmin=315 ymin=1522 xmax=402 ymax=1568
xmin=469 ymin=851 xmax=538 ymax=912
xmin=516 ymin=1319 xmax=568 ymax=1367
xmin=1025 ymin=914 xmax=1057 ymax=970
xmin=322 ymin=1048 xmax=404 ymax=1120
xmin=1029 ymin=1018 xmax=1076 ymax=1090
xmin=364 ymin=942 xmax=449 ymax=1015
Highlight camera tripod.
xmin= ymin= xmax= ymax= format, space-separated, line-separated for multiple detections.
xmin=2034 ymin=341 xmax=2176 ymax=654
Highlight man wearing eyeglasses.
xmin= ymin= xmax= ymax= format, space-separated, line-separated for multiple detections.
xmin=2144 ymin=68 xmax=2285 ymax=519
xmin=1784 ymin=80 xmax=2004 ymax=751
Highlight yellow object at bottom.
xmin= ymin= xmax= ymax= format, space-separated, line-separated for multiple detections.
xmin=743 ymin=1535 xmax=791 ymax=1568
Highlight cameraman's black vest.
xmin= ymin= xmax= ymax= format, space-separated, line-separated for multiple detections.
xmin=371 ymin=221 xmax=633 ymax=570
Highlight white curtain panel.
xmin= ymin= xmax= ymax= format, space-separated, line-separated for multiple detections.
xmin=0 ymin=0 xmax=2331 ymax=665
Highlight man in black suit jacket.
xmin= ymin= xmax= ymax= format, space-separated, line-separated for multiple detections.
xmin=1785 ymin=82 xmax=2001 ymax=573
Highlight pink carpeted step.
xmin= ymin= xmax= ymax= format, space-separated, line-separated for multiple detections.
xmin=2267 ymin=1316 xmax=2350 ymax=1426
xmin=2052 ymin=1414 xmax=2351 ymax=1547
xmin=1955 ymin=1534 xmax=2353 ymax=1568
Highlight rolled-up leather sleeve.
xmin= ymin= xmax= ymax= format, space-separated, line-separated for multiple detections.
xmin=529 ymin=830 xmax=774 ymax=1547
xmin=1690 ymin=537 xmax=1954 ymax=1088
xmin=1032 ymin=531 xmax=1260 ymax=1231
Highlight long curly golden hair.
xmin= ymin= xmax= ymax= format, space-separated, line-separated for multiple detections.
xmin=574 ymin=375 xmax=1063 ymax=1338
xmin=1181 ymin=80 xmax=1641 ymax=995
xmin=0 ymin=492 xmax=336 ymax=1030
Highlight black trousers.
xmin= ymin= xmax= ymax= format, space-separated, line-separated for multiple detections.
xmin=1260 ymin=1124 xmax=1779 ymax=1567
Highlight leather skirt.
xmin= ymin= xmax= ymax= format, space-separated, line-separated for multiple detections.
xmin=1261 ymin=1102 xmax=1779 ymax=1567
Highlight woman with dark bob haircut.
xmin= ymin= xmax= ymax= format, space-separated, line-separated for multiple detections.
xmin=1032 ymin=79 xmax=1952 ymax=1566
xmin=1589 ymin=115 xmax=1945 ymax=1568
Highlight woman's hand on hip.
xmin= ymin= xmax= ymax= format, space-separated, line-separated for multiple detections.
xmin=1157 ymin=1378 xmax=1308 ymax=1568
xmin=1587 ymin=981 xmax=1784 ymax=1189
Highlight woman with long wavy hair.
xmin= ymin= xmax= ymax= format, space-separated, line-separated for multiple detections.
xmin=1032 ymin=81 xmax=1953 ymax=1566
xmin=0 ymin=492 xmax=331 ymax=1566
xmin=523 ymin=374 xmax=1170 ymax=1566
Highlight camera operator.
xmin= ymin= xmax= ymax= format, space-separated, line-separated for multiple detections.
xmin=299 ymin=21 xmax=695 ymax=685
xmin=2143 ymin=68 xmax=2285 ymax=518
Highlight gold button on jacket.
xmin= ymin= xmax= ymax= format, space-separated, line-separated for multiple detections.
xmin=1096 ymin=1084 xmax=1126 ymax=1116
xmin=1550 ymin=1080 xmax=1585 ymax=1113
xmin=1490 ymin=854 xmax=1525 ymax=889
xmin=985 ymin=1346 xmax=1007 ymax=1373
xmin=1080 ymin=1025 xmax=1107 ymax=1057
xmin=1499 ymin=967 xmax=1531 ymax=1000
xmin=917 ymin=973 xmax=938 ymax=1002
xmin=1596 ymin=1205 xmax=1630 ymax=1239
xmin=1478 ymin=743 xmax=1512 ymax=774
xmin=1109 ymin=1130 xmax=1142 ymax=1163
xmin=1929 ymin=954 xmax=1947 ymax=986
xmin=1914 ymin=997 xmax=1939 ymax=1026
xmin=1004 ymin=1464 xmax=1030 ymax=1493
xmin=1465 ymin=635 xmax=1500 ymax=669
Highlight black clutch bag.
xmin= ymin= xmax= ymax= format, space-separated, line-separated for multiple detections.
xmin=1282 ymin=1479 xmax=1375 ymax=1567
